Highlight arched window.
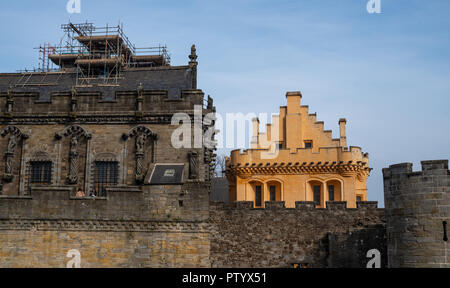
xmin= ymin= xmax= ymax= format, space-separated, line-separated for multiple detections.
xmin=248 ymin=180 xmax=264 ymax=208
xmin=266 ymin=180 xmax=282 ymax=202
xmin=325 ymin=179 xmax=343 ymax=202
xmin=307 ymin=180 xmax=324 ymax=208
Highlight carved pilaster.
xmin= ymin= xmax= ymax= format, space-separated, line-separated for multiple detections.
xmin=135 ymin=133 xmax=145 ymax=183
xmin=188 ymin=151 xmax=199 ymax=179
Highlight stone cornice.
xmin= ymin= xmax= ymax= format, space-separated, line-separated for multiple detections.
xmin=227 ymin=162 xmax=371 ymax=177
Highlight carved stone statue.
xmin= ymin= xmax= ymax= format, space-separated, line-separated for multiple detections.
xmin=7 ymin=134 xmax=16 ymax=154
xmin=70 ymin=136 xmax=78 ymax=154
xmin=136 ymin=134 xmax=145 ymax=154
xmin=67 ymin=136 xmax=79 ymax=184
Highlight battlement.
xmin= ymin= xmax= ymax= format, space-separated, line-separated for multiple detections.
xmin=383 ymin=160 xmax=449 ymax=179
xmin=210 ymin=200 xmax=381 ymax=211
xmin=209 ymin=200 xmax=386 ymax=268
xmin=383 ymin=159 xmax=450 ymax=268
xmin=229 ymin=146 xmax=368 ymax=166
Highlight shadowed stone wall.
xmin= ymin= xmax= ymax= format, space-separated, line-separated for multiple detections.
xmin=209 ymin=201 xmax=386 ymax=268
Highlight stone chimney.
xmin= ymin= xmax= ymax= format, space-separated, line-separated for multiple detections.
xmin=339 ymin=118 xmax=347 ymax=148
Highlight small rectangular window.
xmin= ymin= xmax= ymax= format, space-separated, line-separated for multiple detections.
xmin=270 ymin=186 xmax=276 ymax=201
xmin=328 ymin=185 xmax=335 ymax=202
xmin=95 ymin=161 xmax=118 ymax=197
xmin=356 ymin=196 xmax=362 ymax=202
xmin=30 ymin=161 xmax=52 ymax=184
xmin=313 ymin=185 xmax=321 ymax=206
xmin=255 ymin=185 xmax=262 ymax=207
xmin=304 ymin=141 xmax=312 ymax=149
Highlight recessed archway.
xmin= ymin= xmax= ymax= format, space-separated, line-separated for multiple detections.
xmin=307 ymin=179 xmax=325 ymax=208
xmin=266 ymin=180 xmax=282 ymax=202
xmin=247 ymin=180 xmax=264 ymax=208
xmin=325 ymin=179 xmax=343 ymax=202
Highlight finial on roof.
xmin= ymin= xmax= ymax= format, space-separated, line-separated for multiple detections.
xmin=189 ymin=44 xmax=198 ymax=64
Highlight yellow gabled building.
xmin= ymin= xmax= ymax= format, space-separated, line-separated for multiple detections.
xmin=226 ymin=91 xmax=371 ymax=208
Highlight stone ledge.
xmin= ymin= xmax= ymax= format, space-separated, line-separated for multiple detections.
xmin=0 ymin=219 xmax=210 ymax=233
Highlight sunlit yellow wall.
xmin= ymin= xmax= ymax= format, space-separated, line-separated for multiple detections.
xmin=226 ymin=91 xmax=370 ymax=208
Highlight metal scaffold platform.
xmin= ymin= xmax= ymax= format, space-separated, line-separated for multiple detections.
xmin=16 ymin=22 xmax=171 ymax=88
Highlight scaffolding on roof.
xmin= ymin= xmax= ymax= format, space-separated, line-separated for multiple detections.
xmin=18 ymin=22 xmax=171 ymax=87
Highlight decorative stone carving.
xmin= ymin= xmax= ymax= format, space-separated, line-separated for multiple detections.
xmin=0 ymin=126 xmax=28 ymax=182
xmin=135 ymin=133 xmax=145 ymax=183
xmin=55 ymin=125 xmax=91 ymax=185
xmin=67 ymin=136 xmax=79 ymax=184
xmin=122 ymin=126 xmax=157 ymax=184
xmin=188 ymin=151 xmax=199 ymax=179
xmin=189 ymin=45 xmax=198 ymax=64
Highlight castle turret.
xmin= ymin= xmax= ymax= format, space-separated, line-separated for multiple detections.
xmin=383 ymin=160 xmax=450 ymax=268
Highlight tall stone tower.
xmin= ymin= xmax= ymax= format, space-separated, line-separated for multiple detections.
xmin=383 ymin=160 xmax=450 ymax=267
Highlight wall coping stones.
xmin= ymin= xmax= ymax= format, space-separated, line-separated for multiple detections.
xmin=227 ymin=201 xmax=380 ymax=211
xmin=326 ymin=201 xmax=347 ymax=210
xmin=264 ymin=201 xmax=286 ymax=209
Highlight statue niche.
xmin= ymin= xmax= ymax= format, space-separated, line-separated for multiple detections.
xmin=55 ymin=125 xmax=91 ymax=185
xmin=67 ymin=135 xmax=79 ymax=184
xmin=1 ymin=126 xmax=28 ymax=183
xmin=122 ymin=126 xmax=157 ymax=184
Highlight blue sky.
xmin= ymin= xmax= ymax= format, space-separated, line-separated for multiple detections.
xmin=1 ymin=0 xmax=449 ymax=206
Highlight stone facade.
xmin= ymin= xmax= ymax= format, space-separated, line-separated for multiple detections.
xmin=0 ymin=23 xmax=216 ymax=268
xmin=210 ymin=201 xmax=386 ymax=268
xmin=383 ymin=160 xmax=450 ymax=268
xmin=0 ymin=184 xmax=210 ymax=267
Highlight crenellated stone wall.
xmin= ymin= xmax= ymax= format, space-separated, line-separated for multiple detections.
xmin=209 ymin=201 xmax=386 ymax=268
xmin=383 ymin=160 xmax=450 ymax=268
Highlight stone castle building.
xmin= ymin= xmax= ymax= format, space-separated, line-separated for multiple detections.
xmin=0 ymin=22 xmax=216 ymax=267
xmin=0 ymin=22 xmax=447 ymax=268
xmin=226 ymin=92 xmax=370 ymax=208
